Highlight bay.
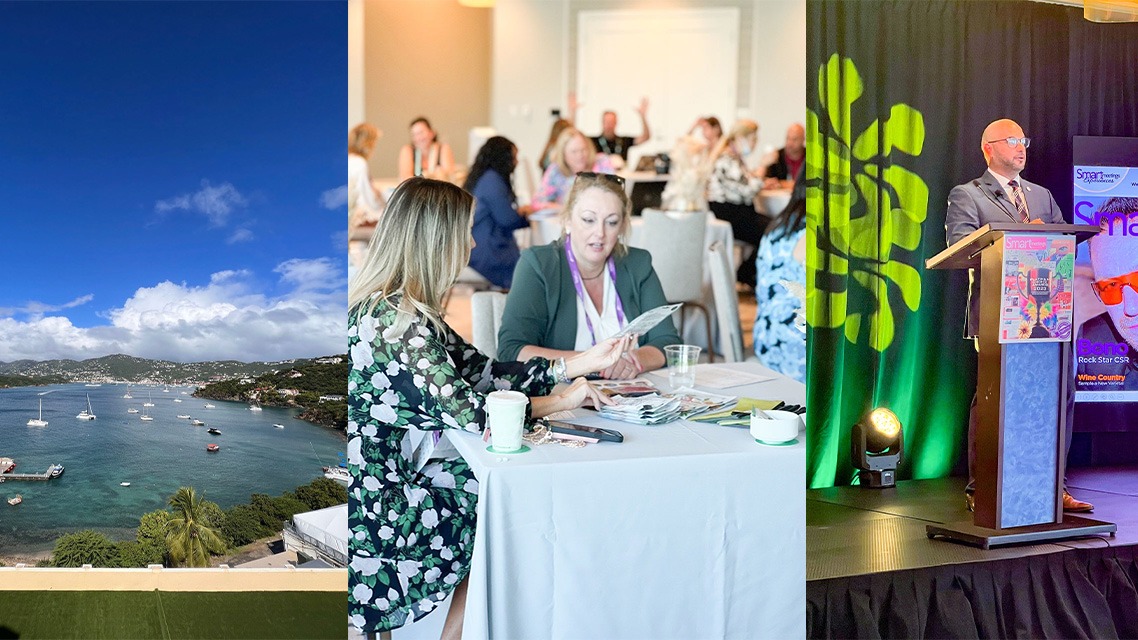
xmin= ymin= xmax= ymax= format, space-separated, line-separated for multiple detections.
xmin=0 ymin=383 xmax=345 ymax=557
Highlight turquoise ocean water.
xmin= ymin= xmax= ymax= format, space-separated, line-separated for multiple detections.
xmin=0 ymin=383 xmax=345 ymax=556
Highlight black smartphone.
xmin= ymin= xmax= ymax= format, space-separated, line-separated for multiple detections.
xmin=547 ymin=421 xmax=624 ymax=443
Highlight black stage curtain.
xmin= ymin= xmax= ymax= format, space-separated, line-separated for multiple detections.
xmin=808 ymin=544 xmax=1138 ymax=639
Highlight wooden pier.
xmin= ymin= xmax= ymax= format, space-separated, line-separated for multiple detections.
xmin=0 ymin=468 xmax=54 ymax=482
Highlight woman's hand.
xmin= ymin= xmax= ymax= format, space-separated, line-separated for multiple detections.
xmin=557 ymin=377 xmax=614 ymax=411
xmin=566 ymin=334 xmax=637 ymax=378
xmin=601 ymin=350 xmax=642 ymax=380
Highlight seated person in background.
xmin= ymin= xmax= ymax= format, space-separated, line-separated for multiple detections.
xmin=687 ymin=115 xmax=723 ymax=157
xmin=707 ymin=119 xmax=766 ymax=288
xmin=539 ymin=118 xmax=574 ymax=173
xmin=498 ymin=173 xmax=681 ymax=380
xmin=397 ymin=116 xmax=455 ymax=181
xmin=348 ymin=123 xmax=386 ymax=232
xmin=464 ymin=136 xmax=534 ymax=288
xmin=753 ymin=167 xmax=806 ymax=383
xmin=591 ymin=98 xmax=651 ymax=168
xmin=763 ymin=123 xmax=806 ymax=189
xmin=533 ymin=127 xmax=616 ymax=211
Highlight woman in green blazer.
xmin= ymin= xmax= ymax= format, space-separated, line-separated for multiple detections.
xmin=498 ymin=173 xmax=681 ymax=379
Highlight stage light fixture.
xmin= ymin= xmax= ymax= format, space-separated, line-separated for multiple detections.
xmin=851 ymin=407 xmax=903 ymax=488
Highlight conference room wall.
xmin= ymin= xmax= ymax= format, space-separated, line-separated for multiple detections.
xmin=356 ymin=0 xmax=493 ymax=178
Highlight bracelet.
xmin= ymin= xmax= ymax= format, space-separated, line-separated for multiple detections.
xmin=553 ymin=357 xmax=570 ymax=384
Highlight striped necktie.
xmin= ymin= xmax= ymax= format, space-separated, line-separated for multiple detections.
xmin=1007 ymin=179 xmax=1030 ymax=222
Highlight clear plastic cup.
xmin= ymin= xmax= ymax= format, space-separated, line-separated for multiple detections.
xmin=664 ymin=344 xmax=701 ymax=389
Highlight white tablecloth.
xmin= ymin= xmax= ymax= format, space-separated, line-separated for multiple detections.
xmin=443 ymin=362 xmax=806 ymax=639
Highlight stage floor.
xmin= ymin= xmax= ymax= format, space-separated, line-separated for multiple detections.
xmin=807 ymin=466 xmax=1138 ymax=581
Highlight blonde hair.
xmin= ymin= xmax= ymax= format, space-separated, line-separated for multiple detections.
xmin=348 ymin=177 xmax=474 ymax=334
xmin=550 ymin=127 xmax=597 ymax=176
xmin=349 ymin=123 xmax=380 ymax=158
xmin=710 ymin=119 xmax=759 ymax=164
xmin=559 ymin=174 xmax=632 ymax=258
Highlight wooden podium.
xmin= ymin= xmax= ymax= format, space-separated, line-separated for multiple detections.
xmin=924 ymin=223 xmax=1116 ymax=548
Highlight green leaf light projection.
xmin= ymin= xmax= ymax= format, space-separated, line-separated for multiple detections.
xmin=807 ymin=54 xmax=929 ymax=352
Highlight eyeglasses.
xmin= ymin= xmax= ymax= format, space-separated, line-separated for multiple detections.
xmin=986 ymin=137 xmax=1031 ymax=148
xmin=576 ymin=171 xmax=626 ymax=187
xmin=1092 ymin=271 xmax=1138 ymax=305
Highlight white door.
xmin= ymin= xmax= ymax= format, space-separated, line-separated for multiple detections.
xmin=577 ymin=8 xmax=740 ymax=164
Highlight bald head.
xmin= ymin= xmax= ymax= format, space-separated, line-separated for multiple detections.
xmin=981 ymin=118 xmax=1027 ymax=179
xmin=785 ymin=123 xmax=805 ymax=159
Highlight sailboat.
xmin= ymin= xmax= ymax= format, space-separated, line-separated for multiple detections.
xmin=27 ymin=399 xmax=49 ymax=427
xmin=140 ymin=406 xmax=154 ymax=422
xmin=143 ymin=391 xmax=154 ymax=408
xmin=122 ymin=386 xmax=133 ymax=399
xmin=76 ymin=394 xmax=96 ymax=420
xmin=163 ymin=385 xmax=170 ymax=393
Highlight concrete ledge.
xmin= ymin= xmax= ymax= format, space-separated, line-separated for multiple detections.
xmin=0 ymin=566 xmax=346 ymax=591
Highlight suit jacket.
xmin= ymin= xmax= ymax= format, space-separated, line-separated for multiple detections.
xmin=496 ymin=240 xmax=681 ymax=361
xmin=945 ymin=169 xmax=1065 ymax=337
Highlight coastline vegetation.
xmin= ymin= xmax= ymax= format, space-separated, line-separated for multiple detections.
xmin=0 ymin=374 xmax=67 ymax=388
xmin=194 ymin=358 xmax=348 ymax=431
xmin=43 ymin=477 xmax=347 ymax=568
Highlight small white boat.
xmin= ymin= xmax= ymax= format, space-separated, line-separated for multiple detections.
xmin=122 ymin=387 xmax=133 ymax=399
xmin=27 ymin=399 xmax=49 ymax=427
xmin=204 ymin=403 xmax=216 ymax=409
xmin=143 ymin=391 xmax=154 ymax=408
xmin=84 ymin=383 xmax=102 ymax=387
xmin=272 ymin=423 xmax=285 ymax=429
xmin=248 ymin=404 xmax=263 ymax=412
xmin=127 ymin=408 xmax=139 ymax=414
xmin=163 ymin=385 xmax=170 ymax=393
xmin=49 ymin=464 xmax=65 ymax=478
xmin=173 ymin=398 xmax=182 ymax=403
xmin=177 ymin=414 xmax=191 ymax=419
xmin=120 ymin=482 xmax=130 ymax=487
xmin=8 ymin=494 xmax=23 ymax=506
xmin=191 ymin=419 xmax=206 ymax=426
xmin=76 ymin=394 xmax=96 ymax=420
xmin=323 ymin=466 xmax=351 ymax=487
xmin=140 ymin=407 xmax=154 ymax=422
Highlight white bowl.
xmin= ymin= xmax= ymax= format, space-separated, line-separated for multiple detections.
xmin=750 ymin=409 xmax=802 ymax=444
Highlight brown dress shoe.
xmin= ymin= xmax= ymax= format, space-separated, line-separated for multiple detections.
xmin=1063 ymin=490 xmax=1093 ymax=512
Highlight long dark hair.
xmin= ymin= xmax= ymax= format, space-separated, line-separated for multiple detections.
xmin=463 ymin=136 xmax=517 ymax=201
xmin=766 ymin=164 xmax=806 ymax=240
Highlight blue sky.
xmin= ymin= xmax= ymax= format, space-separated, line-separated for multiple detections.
xmin=0 ymin=1 xmax=347 ymax=362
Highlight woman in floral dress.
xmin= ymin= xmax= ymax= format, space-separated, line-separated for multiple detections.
xmin=753 ymin=169 xmax=806 ymax=383
xmin=347 ymin=177 xmax=631 ymax=638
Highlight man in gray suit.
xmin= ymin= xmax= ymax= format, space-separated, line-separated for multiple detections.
xmin=945 ymin=118 xmax=1093 ymax=513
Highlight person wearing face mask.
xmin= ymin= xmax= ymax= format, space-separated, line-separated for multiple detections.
xmin=707 ymin=119 xmax=766 ymax=288
xmin=497 ymin=173 xmax=681 ymax=380
xmin=533 ymin=127 xmax=616 ymax=212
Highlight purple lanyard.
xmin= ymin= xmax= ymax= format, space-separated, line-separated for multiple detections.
xmin=564 ymin=235 xmax=626 ymax=345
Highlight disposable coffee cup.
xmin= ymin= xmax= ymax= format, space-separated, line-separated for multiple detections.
xmin=486 ymin=390 xmax=529 ymax=452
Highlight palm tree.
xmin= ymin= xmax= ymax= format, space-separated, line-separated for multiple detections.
xmin=166 ymin=486 xmax=226 ymax=567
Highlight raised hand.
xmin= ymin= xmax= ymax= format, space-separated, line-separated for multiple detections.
xmin=558 ymin=377 xmax=615 ymax=410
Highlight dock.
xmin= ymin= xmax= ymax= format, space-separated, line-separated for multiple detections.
xmin=0 ymin=468 xmax=55 ymax=482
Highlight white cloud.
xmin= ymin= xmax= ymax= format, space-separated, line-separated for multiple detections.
xmin=0 ymin=260 xmax=346 ymax=363
xmin=155 ymin=180 xmax=248 ymax=227
xmin=321 ymin=185 xmax=348 ymax=210
xmin=0 ymin=294 xmax=94 ymax=318
xmin=227 ymin=228 xmax=255 ymax=244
